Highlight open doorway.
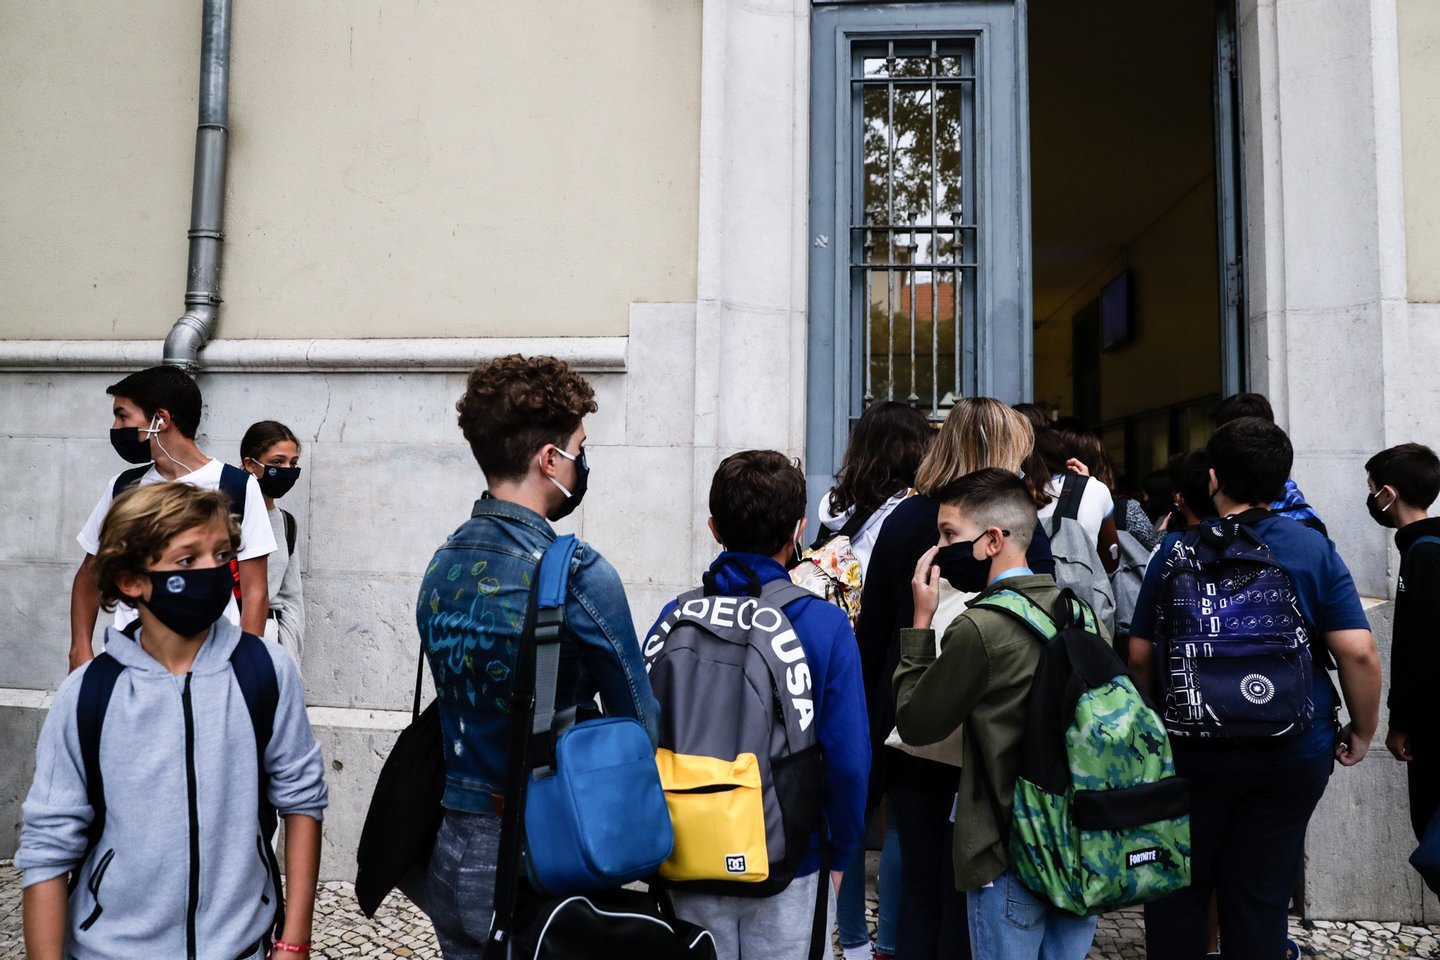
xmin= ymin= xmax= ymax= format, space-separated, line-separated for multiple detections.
xmin=1028 ymin=0 xmax=1240 ymax=488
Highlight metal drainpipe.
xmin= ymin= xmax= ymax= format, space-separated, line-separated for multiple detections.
xmin=163 ymin=0 xmax=232 ymax=372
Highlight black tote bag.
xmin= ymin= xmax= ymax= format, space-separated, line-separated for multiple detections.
xmin=355 ymin=645 xmax=445 ymax=918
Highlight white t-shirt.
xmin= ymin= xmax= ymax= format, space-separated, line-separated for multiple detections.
xmin=78 ymin=459 xmax=278 ymax=628
xmin=1037 ymin=474 xmax=1114 ymax=543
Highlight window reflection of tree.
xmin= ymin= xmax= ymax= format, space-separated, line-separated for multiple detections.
xmin=858 ymin=47 xmax=970 ymax=412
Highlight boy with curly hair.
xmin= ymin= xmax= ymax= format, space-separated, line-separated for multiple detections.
xmin=18 ymin=482 xmax=326 ymax=960
xmin=418 ymin=354 xmax=659 ymax=958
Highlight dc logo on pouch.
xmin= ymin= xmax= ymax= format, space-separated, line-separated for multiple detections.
xmin=725 ymin=855 xmax=747 ymax=874
xmin=1241 ymin=673 xmax=1275 ymax=705
xmin=166 ymin=575 xmax=186 ymax=594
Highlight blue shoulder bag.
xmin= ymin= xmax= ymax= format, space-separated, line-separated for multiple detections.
xmin=507 ymin=535 xmax=673 ymax=896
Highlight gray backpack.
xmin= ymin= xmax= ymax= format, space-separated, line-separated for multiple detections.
xmin=642 ymin=569 xmax=823 ymax=896
xmin=1046 ymin=474 xmax=1117 ymax=637
xmin=1110 ymin=501 xmax=1152 ymax=646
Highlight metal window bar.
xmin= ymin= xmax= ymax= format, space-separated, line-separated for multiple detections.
xmin=851 ymin=36 xmax=977 ymax=419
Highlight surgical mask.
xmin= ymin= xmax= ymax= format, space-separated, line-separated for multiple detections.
xmin=792 ymin=520 xmax=805 ymax=563
xmin=934 ymin=535 xmax=996 ymax=593
xmin=547 ymin=446 xmax=590 ymax=521
xmin=110 ymin=416 xmax=160 ymax=464
xmin=138 ymin=565 xmax=234 ymax=637
xmin=1366 ymin=489 xmax=1397 ymax=529
xmin=250 ymin=461 xmax=301 ymax=499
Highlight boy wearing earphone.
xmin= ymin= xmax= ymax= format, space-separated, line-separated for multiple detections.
xmin=69 ymin=365 xmax=276 ymax=672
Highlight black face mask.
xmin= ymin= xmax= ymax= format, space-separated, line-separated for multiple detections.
xmin=110 ymin=425 xmax=155 ymax=464
xmin=252 ymin=463 xmax=301 ymax=499
xmin=934 ymin=538 xmax=994 ymax=593
xmin=138 ymin=565 xmax=234 ymax=637
xmin=547 ymin=447 xmax=590 ymax=521
xmin=1366 ymin=490 xmax=1397 ymax=529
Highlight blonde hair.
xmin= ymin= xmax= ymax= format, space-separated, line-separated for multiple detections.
xmin=914 ymin=397 xmax=1035 ymax=496
xmin=94 ymin=482 xmax=238 ymax=611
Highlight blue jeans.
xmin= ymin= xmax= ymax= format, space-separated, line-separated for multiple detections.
xmin=837 ymin=799 xmax=901 ymax=953
xmin=967 ymin=870 xmax=1096 ymax=960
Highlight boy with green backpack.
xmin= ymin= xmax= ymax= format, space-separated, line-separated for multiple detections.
xmin=894 ymin=469 xmax=1189 ymax=960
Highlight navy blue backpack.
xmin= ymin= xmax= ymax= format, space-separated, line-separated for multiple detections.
xmin=1153 ymin=510 xmax=1323 ymax=739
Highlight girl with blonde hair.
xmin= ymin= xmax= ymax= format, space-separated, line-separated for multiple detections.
xmin=854 ymin=397 xmax=1054 ymax=960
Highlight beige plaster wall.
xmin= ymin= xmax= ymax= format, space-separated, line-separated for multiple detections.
xmin=0 ymin=0 xmax=701 ymax=341
xmin=1398 ymin=0 xmax=1440 ymax=304
xmin=1033 ymin=174 xmax=1222 ymax=421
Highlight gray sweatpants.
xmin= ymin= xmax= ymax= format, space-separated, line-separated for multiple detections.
xmin=670 ymin=872 xmax=836 ymax=960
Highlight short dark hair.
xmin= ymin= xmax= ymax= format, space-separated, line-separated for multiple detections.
xmin=455 ymin=354 xmax=598 ymax=481
xmin=1206 ymin=417 xmax=1292 ymax=506
xmin=709 ymin=450 xmax=807 ymax=555
xmin=240 ymin=420 xmax=301 ymax=463
xmin=1167 ymin=449 xmax=1217 ymax=521
xmin=1213 ymin=392 xmax=1274 ymax=427
xmin=107 ymin=366 xmax=203 ymax=438
xmin=1366 ymin=443 xmax=1440 ymax=509
xmin=933 ymin=468 xmax=1037 ymax=550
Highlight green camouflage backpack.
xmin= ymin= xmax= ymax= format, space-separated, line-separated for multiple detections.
xmin=972 ymin=587 xmax=1191 ymax=916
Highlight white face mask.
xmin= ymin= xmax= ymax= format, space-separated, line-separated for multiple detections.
xmin=791 ymin=519 xmax=805 ymax=562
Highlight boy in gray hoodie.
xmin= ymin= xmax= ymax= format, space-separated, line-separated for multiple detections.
xmin=17 ymin=482 xmax=328 ymax=960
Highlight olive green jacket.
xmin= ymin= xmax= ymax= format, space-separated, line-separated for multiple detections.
xmin=892 ymin=573 xmax=1062 ymax=891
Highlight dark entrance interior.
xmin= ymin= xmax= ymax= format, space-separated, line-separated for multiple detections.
xmin=1028 ymin=0 xmax=1234 ymax=486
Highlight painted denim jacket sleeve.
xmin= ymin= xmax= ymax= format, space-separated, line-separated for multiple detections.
xmin=567 ymin=546 xmax=661 ymax=745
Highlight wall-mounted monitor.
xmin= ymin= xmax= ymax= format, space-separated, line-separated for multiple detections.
xmin=1100 ymin=271 xmax=1133 ymax=351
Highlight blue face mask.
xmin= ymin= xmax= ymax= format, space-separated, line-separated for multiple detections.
xmin=138 ymin=565 xmax=234 ymax=637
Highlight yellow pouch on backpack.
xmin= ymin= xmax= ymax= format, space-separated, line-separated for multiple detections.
xmin=655 ymin=749 xmax=769 ymax=883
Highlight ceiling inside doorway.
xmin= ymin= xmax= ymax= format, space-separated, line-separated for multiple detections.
xmin=1028 ymin=0 xmax=1218 ymax=325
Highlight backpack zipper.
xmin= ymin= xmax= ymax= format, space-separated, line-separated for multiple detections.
xmin=182 ymin=673 xmax=200 ymax=960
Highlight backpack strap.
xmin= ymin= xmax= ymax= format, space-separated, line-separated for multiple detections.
xmin=759 ymin=578 xmax=819 ymax=611
xmin=72 ymin=652 xmax=125 ymax=892
xmin=1412 ymin=535 xmax=1440 ymax=553
xmin=532 ymin=535 xmax=579 ymax=756
xmin=970 ymin=588 xmax=1059 ymax=642
xmin=489 ymin=535 xmax=578 ymax=959
xmin=111 ymin=465 xmax=152 ymax=500
xmin=1050 ymin=473 xmax=1087 ymax=537
xmin=230 ymin=631 xmax=284 ymax=940
xmin=973 ymin=587 xmax=1100 ymax=639
xmin=282 ymin=509 xmax=297 ymax=557
xmin=218 ymin=463 xmax=249 ymax=517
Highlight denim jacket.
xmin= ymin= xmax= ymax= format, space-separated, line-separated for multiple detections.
xmin=418 ymin=495 xmax=660 ymax=813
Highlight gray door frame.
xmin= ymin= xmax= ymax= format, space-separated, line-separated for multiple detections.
xmin=806 ymin=1 xmax=1031 ymax=511
xmin=1214 ymin=0 xmax=1248 ymax=395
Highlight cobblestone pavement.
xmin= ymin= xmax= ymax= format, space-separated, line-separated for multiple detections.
xmin=2 ymin=862 xmax=1437 ymax=958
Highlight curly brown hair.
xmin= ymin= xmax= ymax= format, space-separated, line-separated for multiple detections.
xmin=456 ymin=354 xmax=599 ymax=481
xmin=94 ymin=483 xmax=239 ymax=611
